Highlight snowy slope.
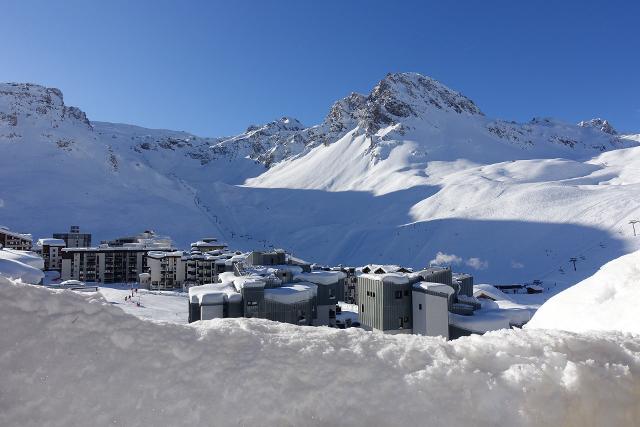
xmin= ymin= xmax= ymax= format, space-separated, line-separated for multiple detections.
xmin=1 ymin=76 xmax=639 ymax=292
xmin=526 ymin=250 xmax=640 ymax=333
xmin=1 ymin=278 xmax=639 ymax=426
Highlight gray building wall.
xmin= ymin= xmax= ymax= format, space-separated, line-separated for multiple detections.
xmin=453 ymin=274 xmax=474 ymax=297
xmin=357 ymin=276 xmax=413 ymax=332
xmin=419 ymin=268 xmax=453 ymax=286
xmin=263 ymin=298 xmax=315 ymax=325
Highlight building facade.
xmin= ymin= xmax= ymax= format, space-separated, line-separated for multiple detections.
xmin=61 ymin=247 xmax=153 ymax=283
xmin=357 ymin=273 xmax=416 ymax=333
xmin=53 ymin=225 xmax=92 ymax=248
xmin=0 ymin=227 xmax=32 ymax=251
xmin=146 ymin=251 xmax=186 ymax=290
xmin=37 ymin=238 xmax=66 ymax=271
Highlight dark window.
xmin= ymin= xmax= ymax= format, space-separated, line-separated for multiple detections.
xmin=361 ymin=304 xmax=364 ymax=313
xmin=418 ymin=303 xmax=422 ymax=310
xmin=372 ymin=292 xmax=375 ymax=298
xmin=395 ymin=290 xmax=402 ymax=299
xmin=404 ymin=290 xmax=409 ymax=296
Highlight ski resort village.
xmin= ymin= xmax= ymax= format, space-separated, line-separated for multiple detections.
xmin=1 ymin=224 xmax=542 ymax=337
xmin=2 ymin=2 xmax=640 ymax=424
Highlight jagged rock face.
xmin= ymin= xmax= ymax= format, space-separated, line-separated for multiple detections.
xmin=211 ymin=117 xmax=311 ymax=167
xmin=487 ymin=117 xmax=624 ymax=152
xmin=363 ymin=73 xmax=483 ymax=131
xmin=324 ymin=93 xmax=367 ymax=133
xmin=578 ymin=118 xmax=617 ymax=135
xmin=0 ymin=83 xmax=92 ymax=130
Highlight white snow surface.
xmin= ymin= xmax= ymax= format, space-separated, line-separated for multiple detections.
xmin=0 ymin=249 xmax=44 ymax=283
xmin=1 ymin=278 xmax=639 ymax=426
xmin=294 ymin=270 xmax=346 ymax=285
xmin=263 ymin=282 xmax=317 ymax=304
xmin=359 ymin=272 xmax=410 ymax=284
xmin=0 ymin=248 xmax=44 ymax=269
xmin=526 ymin=250 xmax=640 ymax=333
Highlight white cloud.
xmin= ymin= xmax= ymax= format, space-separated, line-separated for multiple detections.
xmin=466 ymin=257 xmax=489 ymax=270
xmin=429 ymin=252 xmax=462 ymax=266
xmin=511 ymin=260 xmax=524 ymax=269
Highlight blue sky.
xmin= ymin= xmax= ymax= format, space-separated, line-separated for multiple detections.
xmin=2 ymin=0 xmax=638 ymax=136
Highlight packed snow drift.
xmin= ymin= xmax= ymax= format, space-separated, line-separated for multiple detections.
xmin=0 ymin=248 xmax=44 ymax=284
xmin=527 ymin=250 xmax=640 ymax=334
xmin=1 ymin=278 xmax=639 ymax=427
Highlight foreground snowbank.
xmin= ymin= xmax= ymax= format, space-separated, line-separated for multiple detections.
xmin=0 ymin=249 xmax=44 ymax=284
xmin=1 ymin=280 xmax=639 ymax=426
xmin=527 ymin=250 xmax=640 ymax=333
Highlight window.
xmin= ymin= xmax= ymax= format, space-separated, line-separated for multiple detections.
xmin=418 ymin=303 xmax=422 ymax=310
xmin=395 ymin=290 xmax=402 ymax=299
xmin=361 ymin=304 xmax=364 ymax=313
xmin=247 ymin=301 xmax=258 ymax=307
xmin=372 ymin=292 xmax=376 ymax=298
xmin=404 ymin=290 xmax=409 ymax=297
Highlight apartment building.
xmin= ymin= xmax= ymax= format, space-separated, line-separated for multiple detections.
xmin=183 ymin=250 xmax=243 ymax=286
xmin=60 ymin=231 xmax=174 ymax=284
xmin=146 ymin=251 xmax=185 ymax=290
xmin=0 ymin=226 xmax=32 ymax=251
xmin=53 ymin=225 xmax=92 ymax=248
xmin=37 ymin=238 xmax=66 ymax=271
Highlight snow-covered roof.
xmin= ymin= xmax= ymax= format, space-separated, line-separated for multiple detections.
xmin=245 ymin=264 xmax=303 ymax=276
xmin=233 ymin=275 xmax=266 ymax=291
xmin=359 ymin=272 xmax=409 ymax=285
xmin=294 ymin=270 xmax=346 ymax=285
xmin=0 ymin=227 xmax=32 ymax=242
xmin=361 ymin=264 xmax=412 ymax=274
xmin=413 ymin=282 xmax=455 ymax=296
xmin=264 ymin=282 xmax=317 ymax=304
xmin=147 ymin=250 xmax=184 ymax=259
xmin=188 ymin=282 xmax=241 ymax=304
xmin=37 ymin=238 xmax=66 ymax=247
xmin=473 ymin=284 xmax=513 ymax=302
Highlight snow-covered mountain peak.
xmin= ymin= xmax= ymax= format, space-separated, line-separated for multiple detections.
xmin=578 ymin=118 xmax=617 ymax=135
xmin=0 ymin=82 xmax=91 ymax=131
xmin=245 ymin=116 xmax=304 ymax=135
xmin=319 ymin=72 xmax=483 ymax=136
xmin=370 ymin=72 xmax=483 ymax=117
